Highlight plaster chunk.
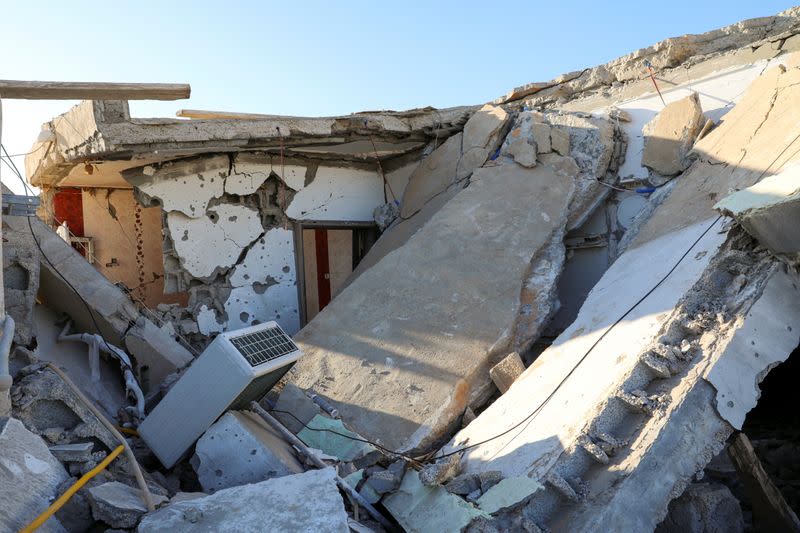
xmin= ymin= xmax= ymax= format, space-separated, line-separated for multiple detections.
xmin=196 ymin=305 xmax=224 ymax=336
xmin=226 ymin=158 xmax=271 ymax=195
xmin=228 ymin=228 xmax=295 ymax=288
xmin=285 ymin=166 xmax=383 ymax=221
xmin=168 ymin=204 xmax=263 ymax=279
xmin=273 ymin=164 xmax=307 ymax=191
xmin=642 ymin=92 xmax=705 ymax=176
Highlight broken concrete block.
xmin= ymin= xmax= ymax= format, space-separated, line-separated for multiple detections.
xmin=506 ymin=139 xmax=538 ymax=168
xmin=373 ymin=202 xmax=400 ymax=231
xmin=49 ymin=442 xmax=94 ymax=463
xmin=290 ymin=162 xmax=575 ymax=453
xmin=655 ymin=482 xmax=744 ymax=533
xmin=138 ymin=468 xmax=349 ymax=533
xmin=445 ymin=473 xmax=481 ymax=495
xmin=365 ymin=467 xmax=403 ymax=495
xmin=87 ymin=481 xmax=167 ymax=529
xmin=384 ymin=470 xmax=489 ymax=533
xmin=0 ymin=417 xmax=69 ymax=532
xmin=11 ymin=365 xmax=119 ymax=450
xmin=273 ymin=383 xmax=321 ymax=434
xmin=642 ymin=92 xmax=705 ymax=176
xmin=489 ymin=352 xmax=526 ymax=394
xmin=192 ymin=410 xmax=303 ymax=493
xmin=476 ymin=476 xmax=543 ymax=514
xmin=297 ymin=414 xmax=379 ymax=465
xmin=714 ymin=163 xmax=800 ymax=256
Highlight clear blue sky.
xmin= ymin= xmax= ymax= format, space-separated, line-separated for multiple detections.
xmin=0 ymin=0 xmax=795 ymax=189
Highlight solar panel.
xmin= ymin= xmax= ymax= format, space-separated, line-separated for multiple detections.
xmin=228 ymin=325 xmax=299 ymax=367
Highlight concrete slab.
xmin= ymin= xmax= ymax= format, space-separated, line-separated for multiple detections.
xmin=476 ymin=476 xmax=544 ymax=514
xmin=289 ymin=162 xmax=575 ymax=452
xmin=87 ymin=481 xmax=168 ymax=529
xmin=297 ymin=414 xmax=378 ymax=464
xmin=137 ymin=468 xmax=349 ymax=533
xmin=193 ymin=410 xmax=303 ymax=493
xmin=642 ymin=92 xmax=705 ymax=177
xmin=449 ymin=218 xmax=728 ymax=479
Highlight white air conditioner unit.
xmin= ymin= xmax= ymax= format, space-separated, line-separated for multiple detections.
xmin=139 ymin=321 xmax=302 ymax=468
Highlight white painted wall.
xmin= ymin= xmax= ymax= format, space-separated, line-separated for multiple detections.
xmin=605 ymin=59 xmax=782 ymax=181
xmin=285 ymin=166 xmax=384 ymax=221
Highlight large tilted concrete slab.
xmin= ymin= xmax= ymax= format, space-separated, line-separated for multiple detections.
xmin=289 ymin=161 xmax=575 ymax=452
xmin=12 ymin=215 xmax=193 ymax=389
xmin=448 ymin=217 xmax=729 ymax=479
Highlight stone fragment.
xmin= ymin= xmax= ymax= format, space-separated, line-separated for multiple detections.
xmin=138 ymin=468 xmax=349 ymax=533
xmin=419 ymin=453 xmax=462 ymax=486
xmin=489 ymin=352 xmax=526 ymax=394
xmin=476 ymin=476 xmax=544 ymax=514
xmin=642 ymin=92 xmax=705 ymax=176
xmin=506 ymin=139 xmax=537 ymax=168
xmin=86 ymin=481 xmax=168 ymax=529
xmin=445 ymin=473 xmax=481 ymax=495
xmin=365 ymin=466 xmax=403 ymax=495
xmin=49 ymin=442 xmax=94 ymax=463
xmin=384 ymin=470 xmax=489 ymax=533
xmin=532 ymin=122 xmax=552 ymax=153
xmin=478 ymin=471 xmax=504 ymax=493
xmin=0 ymin=417 xmax=69 ymax=532
xmin=550 ymin=127 xmax=570 ymax=156
xmin=192 ymin=411 xmax=303 ymax=493
xmin=655 ymin=482 xmax=744 ymax=533
xmin=297 ymin=414 xmax=379 ymax=466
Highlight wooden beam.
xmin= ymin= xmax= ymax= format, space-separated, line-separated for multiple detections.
xmin=728 ymin=432 xmax=800 ymax=532
xmin=0 ymin=80 xmax=190 ymax=100
xmin=176 ymin=109 xmax=271 ymax=120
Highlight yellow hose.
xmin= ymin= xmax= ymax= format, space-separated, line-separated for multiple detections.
xmin=20 ymin=445 xmax=124 ymax=533
xmin=115 ymin=426 xmax=139 ymax=437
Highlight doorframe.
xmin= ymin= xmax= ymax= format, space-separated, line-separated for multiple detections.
xmin=292 ymin=220 xmax=377 ymax=327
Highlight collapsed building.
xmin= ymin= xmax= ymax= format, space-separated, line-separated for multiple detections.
xmin=4 ymin=5 xmax=800 ymax=532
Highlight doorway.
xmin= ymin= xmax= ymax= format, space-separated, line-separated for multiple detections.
xmin=295 ymin=222 xmax=377 ymax=325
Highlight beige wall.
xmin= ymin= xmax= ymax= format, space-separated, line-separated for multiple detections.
xmin=81 ymin=189 xmax=185 ymax=308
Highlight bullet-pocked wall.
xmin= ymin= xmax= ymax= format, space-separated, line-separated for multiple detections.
xmin=123 ymin=151 xmax=415 ymax=347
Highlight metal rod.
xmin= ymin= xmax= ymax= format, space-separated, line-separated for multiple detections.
xmin=249 ymin=401 xmax=394 ymax=530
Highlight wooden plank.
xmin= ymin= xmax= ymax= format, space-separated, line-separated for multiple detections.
xmin=0 ymin=80 xmax=190 ymax=100
xmin=728 ymin=432 xmax=800 ymax=532
xmin=176 ymin=109 xmax=271 ymax=120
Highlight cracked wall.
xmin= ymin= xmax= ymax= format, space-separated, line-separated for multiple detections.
xmin=122 ymin=151 xmax=401 ymax=345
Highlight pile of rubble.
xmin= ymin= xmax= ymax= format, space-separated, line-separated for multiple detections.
xmin=5 ymin=6 xmax=800 ymax=533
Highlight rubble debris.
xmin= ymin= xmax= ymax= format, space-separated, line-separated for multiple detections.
xmin=384 ymin=470 xmax=489 ymax=533
xmin=0 ymin=417 xmax=69 ymax=532
xmin=489 ymin=351 xmax=526 ymax=394
xmin=86 ymin=481 xmax=168 ymax=529
xmin=655 ymin=482 xmax=744 ymax=533
xmin=642 ymin=92 xmax=705 ymax=177
xmin=728 ymin=433 xmax=800 ymax=532
xmin=137 ymin=468 xmax=349 ymax=532
xmin=192 ymin=410 xmax=303 ymax=493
